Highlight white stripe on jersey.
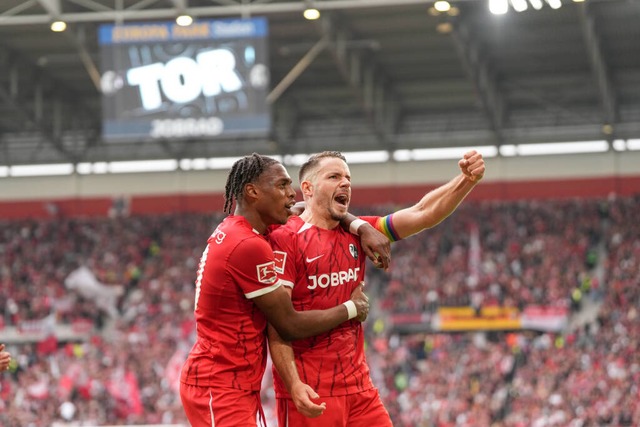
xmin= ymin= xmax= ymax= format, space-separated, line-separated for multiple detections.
xmin=245 ymin=280 xmax=282 ymax=299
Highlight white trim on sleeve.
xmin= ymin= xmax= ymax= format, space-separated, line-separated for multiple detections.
xmin=279 ymin=279 xmax=295 ymax=289
xmin=245 ymin=280 xmax=283 ymax=299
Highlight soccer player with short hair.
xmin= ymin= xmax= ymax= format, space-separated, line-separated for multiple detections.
xmin=179 ymin=154 xmax=385 ymax=427
xmin=267 ymin=150 xmax=485 ymax=426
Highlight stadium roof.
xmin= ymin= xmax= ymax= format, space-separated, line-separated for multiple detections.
xmin=0 ymin=0 xmax=639 ymax=166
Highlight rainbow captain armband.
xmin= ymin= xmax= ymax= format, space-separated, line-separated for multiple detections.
xmin=349 ymin=215 xmax=401 ymax=242
xmin=375 ymin=215 xmax=401 ymax=242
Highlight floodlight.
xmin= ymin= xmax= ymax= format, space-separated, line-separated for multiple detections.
xmin=511 ymin=0 xmax=528 ymax=12
xmin=529 ymin=0 xmax=544 ymax=9
xmin=546 ymin=0 xmax=562 ymax=9
xmin=434 ymin=1 xmax=451 ymax=12
xmin=489 ymin=0 xmax=509 ymax=15
xmin=176 ymin=15 xmax=193 ymax=26
xmin=303 ymin=8 xmax=320 ymax=20
xmin=50 ymin=21 xmax=67 ymax=32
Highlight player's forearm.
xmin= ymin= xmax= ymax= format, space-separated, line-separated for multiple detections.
xmin=396 ymin=173 xmax=478 ymax=238
xmin=258 ymin=287 xmax=358 ymax=341
xmin=284 ymin=304 xmax=352 ymax=340
xmin=338 ymin=212 xmax=364 ymax=234
xmin=340 ymin=213 xmax=391 ymax=269
xmin=423 ymin=173 xmax=478 ymax=222
xmin=267 ymin=325 xmax=301 ymax=393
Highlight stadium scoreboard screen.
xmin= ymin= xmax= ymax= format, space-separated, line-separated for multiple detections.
xmin=98 ymin=17 xmax=270 ymax=142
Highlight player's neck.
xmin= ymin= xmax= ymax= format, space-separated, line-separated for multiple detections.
xmin=299 ymin=209 xmax=339 ymax=230
xmin=234 ymin=208 xmax=267 ymax=234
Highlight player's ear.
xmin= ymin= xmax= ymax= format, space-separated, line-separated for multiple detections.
xmin=300 ymin=180 xmax=313 ymax=197
xmin=244 ymin=182 xmax=259 ymax=201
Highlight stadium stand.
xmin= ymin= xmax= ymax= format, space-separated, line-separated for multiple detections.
xmin=1 ymin=194 xmax=638 ymax=426
xmin=1 ymin=0 xmax=639 ymax=425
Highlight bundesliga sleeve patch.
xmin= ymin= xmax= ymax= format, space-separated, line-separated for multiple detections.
xmin=273 ymin=251 xmax=287 ymax=274
xmin=256 ymin=261 xmax=278 ymax=284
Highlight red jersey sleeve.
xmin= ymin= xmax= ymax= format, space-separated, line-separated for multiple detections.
xmin=268 ymin=227 xmax=297 ymax=290
xmin=227 ymin=236 xmax=282 ymax=299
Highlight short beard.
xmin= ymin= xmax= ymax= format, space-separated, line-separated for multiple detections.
xmin=330 ymin=209 xmax=347 ymax=222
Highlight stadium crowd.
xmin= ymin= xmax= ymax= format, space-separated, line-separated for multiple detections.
xmin=378 ymin=198 xmax=603 ymax=312
xmin=0 ymin=195 xmax=638 ymax=426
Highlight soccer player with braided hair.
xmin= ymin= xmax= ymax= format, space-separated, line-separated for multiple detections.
xmin=180 ymin=153 xmax=388 ymax=427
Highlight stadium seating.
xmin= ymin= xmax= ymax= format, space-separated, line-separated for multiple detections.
xmin=1 ymin=196 xmax=638 ymax=426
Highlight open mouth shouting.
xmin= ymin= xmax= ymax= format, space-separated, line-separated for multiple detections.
xmin=334 ymin=193 xmax=350 ymax=209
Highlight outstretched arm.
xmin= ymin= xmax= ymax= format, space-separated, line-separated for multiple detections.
xmin=389 ymin=150 xmax=485 ymax=239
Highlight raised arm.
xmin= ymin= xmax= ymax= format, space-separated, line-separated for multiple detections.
xmin=389 ymin=150 xmax=485 ymax=239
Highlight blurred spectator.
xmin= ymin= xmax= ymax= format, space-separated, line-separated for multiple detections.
xmin=64 ymin=266 xmax=123 ymax=320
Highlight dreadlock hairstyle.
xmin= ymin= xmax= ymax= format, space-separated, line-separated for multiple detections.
xmin=298 ymin=151 xmax=347 ymax=183
xmin=223 ymin=153 xmax=280 ymax=214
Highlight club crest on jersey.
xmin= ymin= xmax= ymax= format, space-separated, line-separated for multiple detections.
xmin=273 ymin=251 xmax=287 ymax=274
xmin=256 ymin=261 xmax=277 ymax=284
xmin=349 ymin=244 xmax=358 ymax=260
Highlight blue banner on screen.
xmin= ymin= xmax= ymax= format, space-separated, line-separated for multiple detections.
xmin=98 ymin=18 xmax=270 ymax=141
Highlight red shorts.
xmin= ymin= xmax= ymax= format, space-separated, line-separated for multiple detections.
xmin=180 ymin=383 xmax=267 ymax=427
xmin=276 ymin=388 xmax=392 ymax=427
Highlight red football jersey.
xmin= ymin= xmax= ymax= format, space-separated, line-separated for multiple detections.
xmin=268 ymin=215 xmax=380 ymax=397
xmin=180 ymin=215 xmax=282 ymax=391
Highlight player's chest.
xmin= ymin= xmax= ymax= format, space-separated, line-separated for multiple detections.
xmin=295 ymin=233 xmax=364 ymax=292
